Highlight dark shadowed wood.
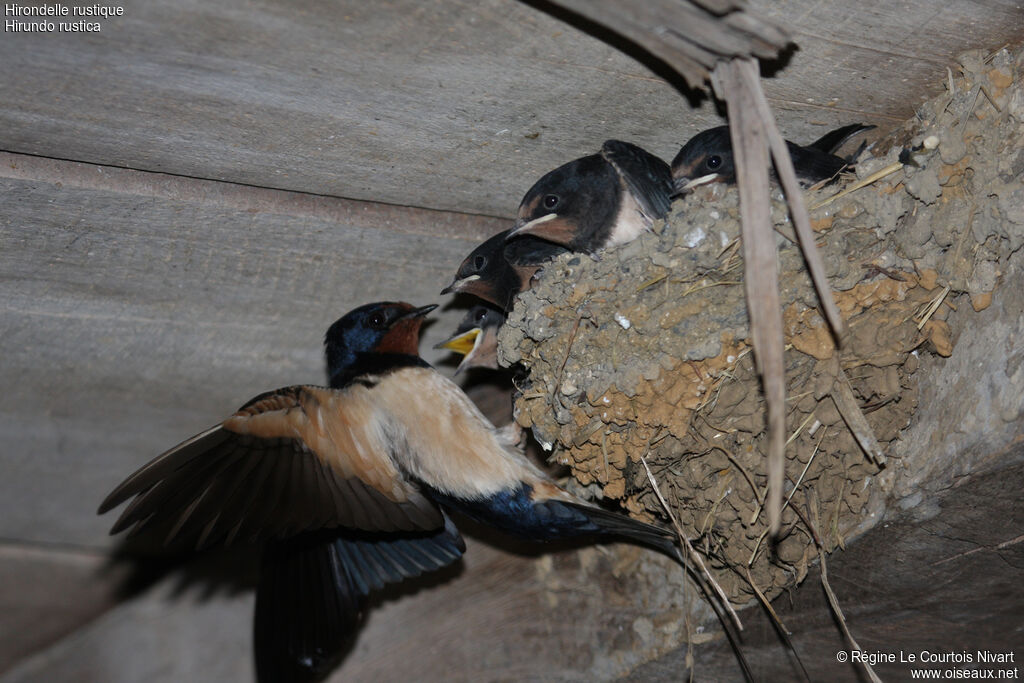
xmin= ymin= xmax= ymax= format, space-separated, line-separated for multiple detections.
xmin=0 ymin=539 xmax=695 ymax=682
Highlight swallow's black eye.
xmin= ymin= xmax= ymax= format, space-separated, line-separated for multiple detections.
xmin=706 ymin=155 xmax=722 ymax=170
xmin=543 ymin=194 xmax=559 ymax=210
xmin=368 ymin=311 xmax=388 ymax=329
xmin=473 ymin=255 xmax=487 ymax=271
xmin=474 ymin=308 xmax=487 ymax=322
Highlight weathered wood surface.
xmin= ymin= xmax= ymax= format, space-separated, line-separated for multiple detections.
xmin=1 ymin=0 xmax=1020 ymax=217
xmin=0 ymin=152 xmax=504 ymax=550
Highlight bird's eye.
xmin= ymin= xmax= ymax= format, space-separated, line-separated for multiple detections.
xmin=368 ymin=312 xmax=387 ymax=329
xmin=707 ymin=155 xmax=723 ymax=170
xmin=474 ymin=308 xmax=488 ymax=322
xmin=543 ymin=194 xmax=559 ymax=210
xmin=473 ymin=255 xmax=487 ymax=270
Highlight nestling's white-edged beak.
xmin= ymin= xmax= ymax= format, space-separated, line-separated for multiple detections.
xmin=508 ymin=212 xmax=558 ymax=238
xmin=681 ymin=173 xmax=719 ymax=191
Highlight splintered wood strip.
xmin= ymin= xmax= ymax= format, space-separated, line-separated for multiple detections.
xmin=687 ymin=0 xmax=744 ymax=14
xmin=712 ymin=58 xmax=787 ymax=538
xmin=734 ymin=59 xmax=846 ymax=343
xmin=829 ymin=362 xmax=887 ymax=466
xmin=536 ymin=0 xmax=788 ymax=89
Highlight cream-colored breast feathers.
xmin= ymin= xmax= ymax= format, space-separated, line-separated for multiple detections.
xmin=226 ymin=370 xmax=547 ymax=503
xmin=368 ymin=367 xmax=544 ymax=497
xmin=607 ymin=178 xmax=651 ymax=247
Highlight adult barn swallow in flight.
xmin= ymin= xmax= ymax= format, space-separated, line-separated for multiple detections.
xmin=442 ymin=229 xmax=567 ymax=311
xmin=435 ymin=303 xmax=505 ymax=374
xmin=506 ymin=140 xmax=675 ymax=253
xmin=99 ymin=301 xmax=681 ymax=682
xmin=671 ymin=123 xmax=875 ymax=193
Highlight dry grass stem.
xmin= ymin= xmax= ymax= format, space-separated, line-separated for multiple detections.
xmin=717 ymin=236 xmax=741 ymax=260
xmin=806 ymin=491 xmax=883 ymax=683
xmin=743 ymin=567 xmax=812 ymax=682
xmin=640 ymin=453 xmax=743 ymax=632
xmin=637 ymin=273 xmax=668 ymax=291
xmin=741 ymin=66 xmax=845 ymax=342
xmin=718 ymin=446 xmax=763 ymax=506
xmin=830 ymin=365 xmax=887 ymax=466
xmin=748 ymin=528 xmax=770 ymax=566
xmin=783 ymin=428 xmax=825 ymax=513
xmin=980 ymin=85 xmax=1002 ymax=113
xmin=808 ymin=162 xmax=903 ymax=211
xmin=786 ymin=412 xmax=817 ymax=446
xmin=678 ymin=279 xmax=742 ymax=296
xmin=552 ymin=315 xmax=584 ymax=399
xmin=916 ymin=285 xmax=951 ymax=330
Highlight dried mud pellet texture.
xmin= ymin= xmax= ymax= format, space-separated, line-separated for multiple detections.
xmin=499 ymin=47 xmax=1024 ymax=607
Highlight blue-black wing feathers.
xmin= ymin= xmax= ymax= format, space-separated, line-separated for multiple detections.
xmin=254 ymin=516 xmax=465 ymax=683
xmin=601 ymin=140 xmax=674 ymax=220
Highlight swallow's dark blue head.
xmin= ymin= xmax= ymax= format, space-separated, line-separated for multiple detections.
xmin=324 ymin=302 xmax=436 ymax=380
xmin=671 ymin=126 xmax=736 ymax=194
xmin=508 ymin=154 xmax=619 ymax=252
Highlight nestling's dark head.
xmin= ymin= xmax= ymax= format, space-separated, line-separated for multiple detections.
xmin=325 ymin=301 xmax=436 ymax=376
xmin=435 ymin=303 xmax=505 ymax=373
xmin=509 ymin=154 xmax=619 ymax=251
xmin=671 ymin=126 xmax=736 ymax=194
xmin=442 ymin=230 xmax=510 ymax=299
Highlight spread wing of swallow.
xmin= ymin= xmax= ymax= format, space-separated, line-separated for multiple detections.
xmin=601 ymin=139 xmax=675 ymax=221
xmin=98 ymin=384 xmax=448 ymax=550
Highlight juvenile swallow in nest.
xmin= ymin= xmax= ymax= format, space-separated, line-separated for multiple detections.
xmin=506 ymin=140 xmax=675 ymax=253
xmin=435 ymin=303 xmax=505 ymax=374
xmin=442 ymin=229 xmax=567 ymax=311
xmin=671 ymin=123 xmax=876 ymax=193
xmin=99 ymin=301 xmax=681 ymax=683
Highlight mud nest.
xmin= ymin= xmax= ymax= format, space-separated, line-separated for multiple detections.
xmin=499 ymin=47 xmax=1024 ymax=605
